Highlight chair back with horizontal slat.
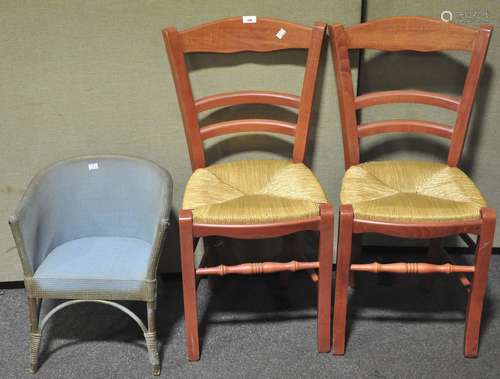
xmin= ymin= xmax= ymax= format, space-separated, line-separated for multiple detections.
xmin=329 ymin=16 xmax=492 ymax=169
xmin=163 ymin=17 xmax=326 ymax=170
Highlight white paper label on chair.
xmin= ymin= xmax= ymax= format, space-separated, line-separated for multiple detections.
xmin=242 ymin=16 xmax=257 ymax=24
xmin=276 ymin=28 xmax=287 ymax=39
xmin=88 ymin=163 xmax=99 ymax=170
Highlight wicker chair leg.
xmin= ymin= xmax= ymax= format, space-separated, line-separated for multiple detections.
xmin=30 ymin=332 xmax=41 ymax=374
xmin=27 ymin=297 xmax=40 ymax=374
xmin=146 ymin=301 xmax=160 ymax=375
xmin=144 ymin=331 xmax=160 ymax=375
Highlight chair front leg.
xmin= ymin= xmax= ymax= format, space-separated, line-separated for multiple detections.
xmin=27 ymin=297 xmax=41 ymax=374
xmin=464 ymin=207 xmax=496 ymax=358
xmin=179 ymin=209 xmax=200 ymax=361
xmin=333 ymin=204 xmax=354 ymax=356
xmin=317 ymin=203 xmax=334 ymax=353
xmin=145 ymin=301 xmax=160 ymax=375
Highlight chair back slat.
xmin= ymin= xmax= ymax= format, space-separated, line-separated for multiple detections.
xmin=355 ymin=90 xmax=460 ymax=111
xmin=195 ymin=91 xmax=300 ymax=113
xmin=357 ymin=120 xmax=453 ymax=139
xmin=199 ymin=119 xmax=296 ymax=140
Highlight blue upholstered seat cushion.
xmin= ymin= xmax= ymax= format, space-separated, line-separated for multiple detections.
xmin=30 ymin=237 xmax=153 ymax=300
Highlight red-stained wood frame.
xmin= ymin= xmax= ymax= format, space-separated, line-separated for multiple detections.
xmin=163 ymin=17 xmax=333 ymax=360
xmin=328 ymin=16 xmax=495 ymax=358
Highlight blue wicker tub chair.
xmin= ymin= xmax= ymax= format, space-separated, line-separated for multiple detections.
xmin=8 ymin=155 xmax=172 ymax=375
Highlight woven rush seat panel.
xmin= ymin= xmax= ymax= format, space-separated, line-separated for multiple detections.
xmin=183 ymin=159 xmax=328 ymax=224
xmin=341 ymin=160 xmax=486 ymax=223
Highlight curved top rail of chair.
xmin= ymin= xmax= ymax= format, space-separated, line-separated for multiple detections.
xmin=344 ymin=16 xmax=481 ymax=52
xmin=175 ymin=16 xmax=314 ymax=53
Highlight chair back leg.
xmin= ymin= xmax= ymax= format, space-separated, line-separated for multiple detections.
xmin=464 ymin=208 xmax=496 ymax=357
xmin=317 ymin=203 xmax=334 ymax=352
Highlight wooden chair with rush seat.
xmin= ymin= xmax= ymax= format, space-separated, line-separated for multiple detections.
xmin=329 ymin=16 xmax=495 ymax=358
xmin=162 ymin=17 xmax=334 ymax=360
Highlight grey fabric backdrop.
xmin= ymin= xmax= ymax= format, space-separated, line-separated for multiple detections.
xmin=0 ymin=1 xmax=360 ymax=281
xmin=1 ymin=1 xmax=497 ymax=282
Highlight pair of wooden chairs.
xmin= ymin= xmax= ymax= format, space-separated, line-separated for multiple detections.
xmin=163 ymin=15 xmax=495 ymax=362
